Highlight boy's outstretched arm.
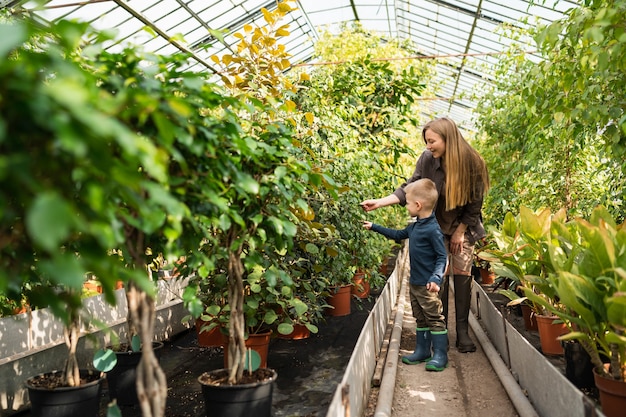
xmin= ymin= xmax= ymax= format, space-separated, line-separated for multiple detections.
xmin=363 ymin=221 xmax=373 ymax=230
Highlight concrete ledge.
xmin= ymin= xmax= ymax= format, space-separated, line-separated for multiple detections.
xmin=325 ymin=246 xmax=407 ymax=417
xmin=471 ymin=283 xmax=604 ymax=417
xmin=0 ymin=277 xmax=193 ymax=416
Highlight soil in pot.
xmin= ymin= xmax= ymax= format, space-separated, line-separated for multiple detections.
xmin=26 ymin=370 xmax=103 ymax=417
xmin=198 ymin=368 xmax=277 ymax=417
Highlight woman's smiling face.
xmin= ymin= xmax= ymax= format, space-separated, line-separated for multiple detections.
xmin=424 ymin=129 xmax=446 ymax=159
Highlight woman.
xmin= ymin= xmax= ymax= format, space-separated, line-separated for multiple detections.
xmin=361 ymin=117 xmax=489 ymax=353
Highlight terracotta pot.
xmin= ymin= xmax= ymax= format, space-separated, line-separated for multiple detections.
xmin=195 ymin=318 xmax=226 ymax=347
xmin=593 ymin=365 xmax=626 ymax=417
xmin=224 ymin=330 xmax=272 ymax=369
xmin=278 ymin=324 xmax=310 ymax=340
xmin=351 ymin=272 xmax=370 ymax=298
xmin=82 ymin=281 xmax=102 ymax=294
xmin=327 ymin=284 xmax=351 ymax=317
xmin=478 ymin=268 xmax=495 ymax=285
xmin=535 ymin=314 xmax=568 ymax=355
xmin=379 ymin=260 xmax=389 ymax=276
xmin=12 ymin=304 xmax=29 ymax=315
xmin=521 ymin=303 xmax=538 ymax=331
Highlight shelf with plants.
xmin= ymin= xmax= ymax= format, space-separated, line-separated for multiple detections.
xmin=481 ymin=205 xmax=626 ymax=417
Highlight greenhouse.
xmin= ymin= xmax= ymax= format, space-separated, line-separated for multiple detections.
xmin=0 ymin=1 xmax=624 ymax=417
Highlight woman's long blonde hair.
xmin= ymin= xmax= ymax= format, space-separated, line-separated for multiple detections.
xmin=422 ymin=117 xmax=490 ymax=211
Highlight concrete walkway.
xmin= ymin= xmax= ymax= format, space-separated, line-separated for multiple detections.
xmin=371 ymin=259 xmax=541 ymax=417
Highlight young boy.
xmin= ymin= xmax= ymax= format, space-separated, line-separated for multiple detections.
xmin=363 ymin=178 xmax=448 ymax=371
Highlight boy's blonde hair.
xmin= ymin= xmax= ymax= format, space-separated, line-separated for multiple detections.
xmin=404 ymin=178 xmax=438 ymax=212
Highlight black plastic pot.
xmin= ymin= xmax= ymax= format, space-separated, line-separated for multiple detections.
xmin=198 ymin=368 xmax=277 ymax=417
xmin=106 ymin=341 xmax=164 ymax=405
xmin=563 ymin=340 xmax=595 ymax=389
xmin=25 ymin=370 xmax=103 ymax=417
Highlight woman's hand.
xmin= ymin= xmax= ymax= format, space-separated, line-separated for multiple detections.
xmin=450 ymin=227 xmax=466 ymax=255
xmin=360 ymin=194 xmax=400 ymax=212
xmin=360 ymin=199 xmax=381 ymax=212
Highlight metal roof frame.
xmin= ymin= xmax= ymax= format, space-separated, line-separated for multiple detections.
xmin=4 ymin=0 xmax=581 ymax=131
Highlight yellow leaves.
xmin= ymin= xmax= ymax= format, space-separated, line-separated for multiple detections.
xmin=280 ymin=58 xmax=291 ymax=70
xmin=220 ymin=75 xmax=232 ymax=87
xmin=304 ymin=112 xmax=315 ymax=125
xmin=284 ymin=100 xmax=297 ymax=112
xmin=262 ymin=8 xmax=275 ymax=25
xmin=277 ymin=1 xmax=294 ymax=14
xmin=244 ymin=24 xmax=253 ymax=33
xmin=553 ymin=112 xmax=565 ymax=123
xmin=299 ymin=73 xmax=310 ymax=82
xmin=275 ymin=28 xmax=290 ymax=37
xmin=167 ymin=98 xmax=192 ymax=118
xmin=252 ymin=27 xmax=262 ymax=43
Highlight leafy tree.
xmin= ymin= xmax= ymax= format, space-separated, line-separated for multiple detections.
xmin=474 ymin=1 xmax=626 ymax=225
xmin=0 ymin=18 xmax=179 ymax=398
xmin=293 ymin=24 xmax=435 ymax=277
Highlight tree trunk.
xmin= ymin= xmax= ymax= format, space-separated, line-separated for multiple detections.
xmin=227 ymin=239 xmax=246 ymax=384
xmin=127 ymin=280 xmax=167 ymax=417
xmin=63 ymin=310 xmax=81 ymax=387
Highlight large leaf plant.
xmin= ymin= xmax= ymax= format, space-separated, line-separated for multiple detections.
xmin=526 ymin=207 xmax=626 ymax=381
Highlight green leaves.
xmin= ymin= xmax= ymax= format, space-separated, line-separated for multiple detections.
xmin=0 ymin=23 xmax=26 ymax=58
xmin=26 ymin=193 xmax=75 ymax=252
xmin=93 ymin=348 xmax=118 ymax=373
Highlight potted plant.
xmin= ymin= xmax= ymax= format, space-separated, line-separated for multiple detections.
xmin=518 ymin=206 xmax=625 ymax=416
xmin=175 ymin=2 xmax=323 ymax=416
xmin=1 ymin=16 xmax=211 ymax=417
xmin=0 ymin=17 xmax=171 ymax=416
xmin=482 ymin=207 xmax=570 ymax=354
xmin=473 ymin=237 xmax=497 ymax=285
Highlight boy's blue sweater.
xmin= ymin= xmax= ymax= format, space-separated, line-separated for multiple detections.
xmin=371 ymin=213 xmax=447 ymax=286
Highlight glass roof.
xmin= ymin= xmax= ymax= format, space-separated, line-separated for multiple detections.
xmin=4 ymin=0 xmax=580 ymax=131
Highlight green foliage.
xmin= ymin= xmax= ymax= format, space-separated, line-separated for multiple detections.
xmin=292 ymin=24 xmax=432 ymax=284
xmin=488 ymin=206 xmax=626 ymax=381
xmin=93 ymin=348 xmax=117 ymax=373
xmin=482 ymin=207 xmax=566 ymax=315
xmin=475 ymin=2 xmax=626 ymax=226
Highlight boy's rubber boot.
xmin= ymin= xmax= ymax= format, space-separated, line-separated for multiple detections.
xmin=425 ymin=330 xmax=448 ymax=371
xmin=454 ymin=275 xmax=477 ymax=353
xmin=401 ymin=328 xmax=432 ymax=365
